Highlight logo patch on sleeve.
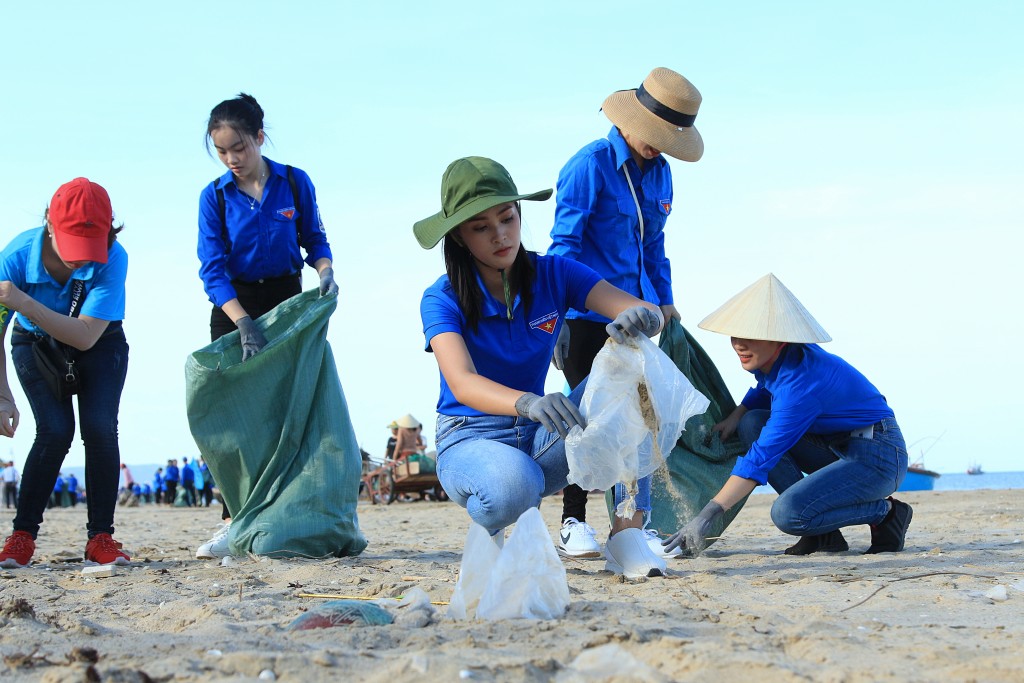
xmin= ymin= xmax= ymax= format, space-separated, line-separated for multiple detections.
xmin=660 ymin=199 xmax=671 ymax=215
xmin=529 ymin=311 xmax=559 ymax=334
xmin=277 ymin=207 xmax=297 ymax=220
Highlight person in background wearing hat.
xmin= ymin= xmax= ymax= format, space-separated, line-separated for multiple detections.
xmin=392 ymin=414 xmax=427 ymax=461
xmin=548 ymin=67 xmax=704 ymax=561
xmin=0 ymin=178 xmax=131 ymax=568
xmin=663 ymin=274 xmax=912 ymax=557
xmin=416 ymin=156 xmax=670 ymax=579
xmin=195 ymin=93 xmax=338 ymax=559
xmin=385 ymin=421 xmax=399 ymax=460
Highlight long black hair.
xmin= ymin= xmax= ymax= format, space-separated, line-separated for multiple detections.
xmin=204 ymin=92 xmax=269 ymax=153
xmin=441 ymin=205 xmax=535 ymax=332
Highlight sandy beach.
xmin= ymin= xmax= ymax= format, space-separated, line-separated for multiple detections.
xmin=1 ymin=489 xmax=1021 ymax=682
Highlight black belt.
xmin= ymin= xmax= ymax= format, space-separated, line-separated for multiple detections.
xmin=231 ymin=272 xmax=301 ymax=286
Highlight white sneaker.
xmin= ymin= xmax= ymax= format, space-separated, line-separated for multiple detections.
xmin=604 ymin=528 xmax=667 ymax=578
xmin=644 ymin=526 xmax=682 ymax=559
xmin=196 ymin=522 xmax=232 ymax=559
xmin=557 ymin=517 xmax=602 ymax=559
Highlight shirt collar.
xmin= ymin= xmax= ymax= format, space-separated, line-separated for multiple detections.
xmin=472 ymin=263 xmax=521 ymax=318
xmin=608 ymin=126 xmax=668 ymax=174
xmin=214 ymin=156 xmax=283 ymax=191
xmin=25 ymin=227 xmax=96 ymax=284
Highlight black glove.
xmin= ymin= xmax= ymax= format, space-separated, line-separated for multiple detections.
xmin=318 ymin=267 xmax=338 ymax=296
xmin=514 ymin=392 xmax=586 ymax=439
xmin=663 ymin=500 xmax=725 ymax=556
xmin=551 ymin=324 xmax=570 ymax=371
xmin=606 ymin=306 xmax=662 ymax=343
xmin=236 ymin=316 xmax=267 ymax=362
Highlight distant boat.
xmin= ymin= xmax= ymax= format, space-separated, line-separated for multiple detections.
xmin=967 ymin=463 xmax=984 ymax=475
xmin=900 ymin=460 xmax=941 ymax=491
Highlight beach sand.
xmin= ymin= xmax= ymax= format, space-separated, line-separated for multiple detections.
xmin=1 ymin=489 xmax=1021 ymax=682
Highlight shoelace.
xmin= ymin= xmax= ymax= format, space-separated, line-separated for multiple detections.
xmin=210 ymin=523 xmax=231 ymax=541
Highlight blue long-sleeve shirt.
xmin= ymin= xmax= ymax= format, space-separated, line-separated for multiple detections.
xmin=733 ymin=344 xmax=896 ymax=484
xmin=197 ymin=157 xmax=332 ymax=307
xmin=548 ymin=126 xmax=674 ymax=323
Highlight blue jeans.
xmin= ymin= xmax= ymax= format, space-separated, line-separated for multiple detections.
xmin=738 ymin=409 xmax=908 ymax=536
xmin=436 ymin=381 xmax=650 ymax=532
xmin=10 ymin=323 xmax=129 ymax=539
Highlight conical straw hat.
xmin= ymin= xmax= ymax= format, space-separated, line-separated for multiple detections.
xmin=396 ymin=414 xmax=421 ymax=429
xmin=698 ymin=274 xmax=831 ymax=343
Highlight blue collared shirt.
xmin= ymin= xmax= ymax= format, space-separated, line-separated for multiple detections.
xmin=0 ymin=228 xmax=128 ymax=334
xmin=548 ymin=126 xmax=674 ymax=323
xmin=733 ymin=344 xmax=896 ymax=484
xmin=421 ymin=253 xmax=603 ymax=416
xmin=197 ymin=157 xmax=332 ymax=307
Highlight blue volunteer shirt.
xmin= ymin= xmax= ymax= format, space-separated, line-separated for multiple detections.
xmin=548 ymin=126 xmax=674 ymax=324
xmin=197 ymin=157 xmax=332 ymax=307
xmin=0 ymin=228 xmax=128 ymax=334
xmin=733 ymin=343 xmax=896 ymax=484
xmin=421 ymin=253 xmax=603 ymax=416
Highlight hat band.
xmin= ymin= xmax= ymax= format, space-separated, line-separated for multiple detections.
xmin=636 ymin=85 xmax=696 ymax=128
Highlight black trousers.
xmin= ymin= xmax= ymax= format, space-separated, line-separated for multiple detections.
xmin=210 ymin=273 xmax=302 ymax=520
xmin=560 ymin=319 xmax=611 ymax=523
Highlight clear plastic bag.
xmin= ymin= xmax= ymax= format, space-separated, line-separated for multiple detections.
xmin=448 ymin=508 xmax=569 ymax=621
xmin=564 ymin=336 xmax=710 ymax=515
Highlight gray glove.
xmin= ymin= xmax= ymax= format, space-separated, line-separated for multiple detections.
xmin=515 ymin=392 xmax=586 ymax=439
xmin=551 ymin=323 xmax=570 ymax=371
xmin=663 ymin=500 xmax=725 ymax=556
xmin=606 ymin=306 xmax=662 ymax=343
xmin=318 ymin=267 xmax=338 ymax=296
xmin=236 ymin=316 xmax=267 ymax=362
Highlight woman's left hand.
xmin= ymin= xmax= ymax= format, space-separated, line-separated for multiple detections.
xmin=0 ymin=398 xmax=19 ymax=438
xmin=606 ymin=306 xmax=663 ymax=343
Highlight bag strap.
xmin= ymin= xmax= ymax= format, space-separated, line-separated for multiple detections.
xmin=622 ymin=165 xmax=644 ymax=241
xmin=215 ymin=166 xmax=304 ymax=254
xmin=67 ymin=279 xmax=86 ymax=318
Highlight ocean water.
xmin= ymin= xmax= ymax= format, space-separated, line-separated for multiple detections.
xmin=54 ymin=465 xmax=1024 ymax=494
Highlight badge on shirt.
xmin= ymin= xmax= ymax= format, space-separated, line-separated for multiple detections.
xmin=660 ymin=199 xmax=671 ymax=215
xmin=277 ymin=207 xmax=297 ymax=220
xmin=529 ymin=311 xmax=559 ymax=334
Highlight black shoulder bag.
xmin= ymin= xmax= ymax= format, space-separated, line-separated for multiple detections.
xmin=31 ymin=279 xmax=86 ymax=401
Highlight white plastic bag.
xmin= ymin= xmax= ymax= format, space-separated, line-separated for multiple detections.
xmin=447 ymin=522 xmax=502 ymax=620
xmin=564 ymin=336 xmax=710 ymax=514
xmin=448 ymin=508 xmax=569 ymax=621
xmin=477 ymin=507 xmax=569 ymax=620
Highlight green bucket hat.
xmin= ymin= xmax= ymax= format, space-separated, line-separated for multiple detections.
xmin=413 ymin=157 xmax=552 ymax=249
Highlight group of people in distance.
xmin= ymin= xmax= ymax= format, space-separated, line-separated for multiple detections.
xmin=0 ymin=66 xmax=912 ymax=576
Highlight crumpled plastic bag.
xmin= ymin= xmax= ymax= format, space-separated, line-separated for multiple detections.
xmin=288 ymin=600 xmax=393 ymax=630
xmin=448 ymin=508 xmax=569 ymax=621
xmin=565 ymin=335 xmax=710 ymax=516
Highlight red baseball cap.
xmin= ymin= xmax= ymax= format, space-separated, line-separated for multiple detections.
xmin=48 ymin=178 xmax=112 ymax=264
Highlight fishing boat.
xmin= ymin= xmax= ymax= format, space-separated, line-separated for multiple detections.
xmin=967 ymin=463 xmax=984 ymax=475
xmin=899 ymin=459 xmax=941 ymax=492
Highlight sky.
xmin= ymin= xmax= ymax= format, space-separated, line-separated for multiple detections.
xmin=1 ymin=1 xmax=1021 ymax=475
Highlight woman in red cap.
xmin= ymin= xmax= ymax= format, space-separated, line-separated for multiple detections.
xmin=0 ymin=178 xmax=130 ymax=568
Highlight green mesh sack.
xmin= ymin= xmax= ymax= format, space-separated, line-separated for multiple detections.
xmin=185 ymin=290 xmax=368 ymax=558
xmin=609 ymin=318 xmax=749 ymax=543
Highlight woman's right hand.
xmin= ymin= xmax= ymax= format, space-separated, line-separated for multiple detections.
xmin=514 ymin=392 xmax=585 ymax=439
xmin=0 ymin=397 xmax=19 ymax=438
xmin=711 ymin=406 xmax=746 ymax=442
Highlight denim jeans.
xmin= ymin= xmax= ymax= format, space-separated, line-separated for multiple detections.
xmin=436 ymin=381 xmax=650 ymax=532
xmin=738 ymin=409 xmax=908 ymax=536
xmin=10 ymin=322 xmax=129 ymax=539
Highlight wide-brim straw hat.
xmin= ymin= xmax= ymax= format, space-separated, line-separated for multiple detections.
xmin=395 ymin=414 xmax=421 ymax=429
xmin=698 ymin=274 xmax=831 ymax=343
xmin=602 ymin=67 xmax=704 ymax=163
xmin=413 ymin=157 xmax=551 ymax=249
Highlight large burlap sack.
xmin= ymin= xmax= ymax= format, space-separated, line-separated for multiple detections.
xmin=185 ymin=290 xmax=367 ymax=558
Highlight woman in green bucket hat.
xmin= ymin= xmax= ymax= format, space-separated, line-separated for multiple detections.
xmin=416 ymin=157 xmax=671 ymax=579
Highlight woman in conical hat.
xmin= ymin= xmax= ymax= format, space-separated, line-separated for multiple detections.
xmin=663 ymin=274 xmax=912 ymax=557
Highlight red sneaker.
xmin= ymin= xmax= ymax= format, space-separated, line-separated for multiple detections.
xmin=85 ymin=533 xmax=130 ymax=566
xmin=0 ymin=531 xmax=36 ymax=568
